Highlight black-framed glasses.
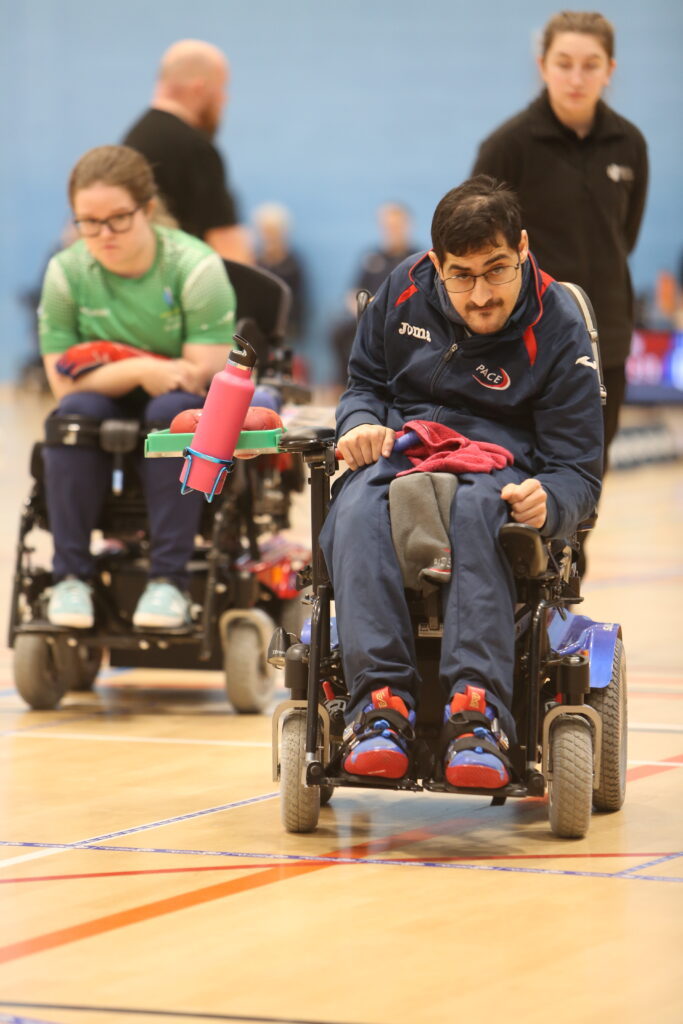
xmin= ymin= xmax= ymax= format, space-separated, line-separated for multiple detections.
xmin=442 ymin=261 xmax=521 ymax=294
xmin=73 ymin=206 xmax=142 ymax=237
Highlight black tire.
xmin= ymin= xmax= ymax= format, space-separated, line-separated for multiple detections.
xmin=320 ymin=784 xmax=334 ymax=807
xmin=13 ymin=635 xmax=68 ymax=710
xmin=280 ymin=712 xmax=320 ymax=833
xmin=223 ymin=621 xmax=276 ymax=713
xmin=548 ymin=717 xmax=593 ymax=839
xmin=587 ymin=638 xmax=627 ymax=811
xmin=54 ymin=642 xmax=103 ymax=692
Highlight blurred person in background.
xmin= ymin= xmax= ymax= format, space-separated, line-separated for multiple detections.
xmin=330 ymin=202 xmax=420 ymax=387
xmin=38 ymin=145 xmax=235 ymax=630
xmin=123 ymin=39 xmax=253 ymax=264
xmin=473 ymin=10 xmax=648 ymax=465
xmin=252 ymin=202 xmax=308 ymax=345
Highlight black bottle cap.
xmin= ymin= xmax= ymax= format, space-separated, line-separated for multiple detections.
xmin=229 ymin=335 xmax=258 ymax=370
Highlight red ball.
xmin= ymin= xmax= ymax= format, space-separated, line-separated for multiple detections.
xmin=242 ymin=406 xmax=283 ymax=432
xmin=169 ymin=408 xmax=202 ymax=433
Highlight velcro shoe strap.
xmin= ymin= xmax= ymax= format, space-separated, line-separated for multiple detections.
xmin=441 ymin=710 xmax=491 ymax=747
xmin=359 ymin=706 xmax=415 ymax=741
xmin=447 ymin=734 xmax=513 ymax=772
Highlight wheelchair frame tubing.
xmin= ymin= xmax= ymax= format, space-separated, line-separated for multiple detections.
xmin=304 ymin=453 xmax=333 ymax=759
xmin=8 ymin=506 xmax=36 ymax=648
xmin=524 ymin=596 xmax=550 ymax=776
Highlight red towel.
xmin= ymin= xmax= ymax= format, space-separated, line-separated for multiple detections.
xmin=396 ymin=419 xmax=514 ymax=476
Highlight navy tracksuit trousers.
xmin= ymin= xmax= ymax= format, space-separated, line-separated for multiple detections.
xmin=320 ymin=451 xmax=528 ymax=739
xmin=43 ymin=390 xmax=204 ymax=589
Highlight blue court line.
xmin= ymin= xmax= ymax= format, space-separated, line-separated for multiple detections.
xmin=613 ymin=851 xmax=683 ymax=876
xmin=0 ymin=1005 xmax=362 ymax=1024
xmin=2 ymin=840 xmax=682 ymax=884
xmin=0 ymin=713 xmax=96 ymax=738
xmin=0 ymin=1013 xmax=61 ymax=1024
xmin=0 ymin=794 xmax=278 ymax=861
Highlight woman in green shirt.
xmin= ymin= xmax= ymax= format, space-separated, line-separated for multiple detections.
xmin=39 ymin=145 xmax=236 ymax=629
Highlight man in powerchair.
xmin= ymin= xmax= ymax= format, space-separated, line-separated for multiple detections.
xmin=320 ymin=175 xmax=603 ymax=789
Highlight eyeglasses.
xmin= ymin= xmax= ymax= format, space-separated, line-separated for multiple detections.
xmin=442 ymin=261 xmax=521 ymax=294
xmin=73 ymin=206 xmax=142 ymax=237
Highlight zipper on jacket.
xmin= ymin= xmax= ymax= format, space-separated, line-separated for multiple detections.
xmin=430 ymin=341 xmax=459 ymax=391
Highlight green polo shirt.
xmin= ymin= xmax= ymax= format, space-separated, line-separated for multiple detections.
xmin=38 ymin=225 xmax=236 ymax=356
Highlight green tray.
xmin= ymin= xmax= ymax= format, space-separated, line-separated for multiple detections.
xmin=145 ymin=426 xmax=284 ymax=458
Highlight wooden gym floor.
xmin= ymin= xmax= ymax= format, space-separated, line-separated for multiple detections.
xmin=0 ymin=387 xmax=681 ymax=1024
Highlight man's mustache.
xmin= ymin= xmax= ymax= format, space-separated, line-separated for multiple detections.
xmin=465 ymin=299 xmax=504 ymax=313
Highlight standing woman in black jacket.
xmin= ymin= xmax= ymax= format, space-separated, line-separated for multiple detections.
xmin=473 ymin=11 xmax=648 ymax=461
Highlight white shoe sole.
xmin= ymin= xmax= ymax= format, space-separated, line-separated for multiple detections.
xmin=132 ymin=613 xmax=187 ymax=628
xmin=47 ymin=613 xmax=93 ymax=628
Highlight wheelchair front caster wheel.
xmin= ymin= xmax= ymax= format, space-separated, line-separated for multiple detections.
xmin=223 ymin=621 xmax=276 ymax=713
xmin=548 ymin=718 xmax=593 ymax=838
xmin=13 ymin=635 xmax=68 ymax=710
xmin=280 ymin=711 xmax=320 ymax=833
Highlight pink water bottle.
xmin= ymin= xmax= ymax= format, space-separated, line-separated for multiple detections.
xmin=179 ymin=336 xmax=256 ymax=501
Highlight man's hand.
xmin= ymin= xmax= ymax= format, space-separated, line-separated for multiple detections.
xmin=500 ymin=478 xmax=547 ymax=529
xmin=138 ymin=358 xmax=205 ymax=397
xmin=337 ymin=424 xmax=395 ymax=470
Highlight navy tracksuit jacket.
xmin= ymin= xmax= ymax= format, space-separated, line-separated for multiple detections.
xmin=320 ymin=252 xmax=603 ymax=736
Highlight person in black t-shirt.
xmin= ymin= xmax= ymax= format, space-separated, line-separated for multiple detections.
xmin=123 ymin=39 xmax=253 ymax=264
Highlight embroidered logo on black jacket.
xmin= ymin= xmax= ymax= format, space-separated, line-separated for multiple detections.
xmin=472 ymin=364 xmax=511 ymax=390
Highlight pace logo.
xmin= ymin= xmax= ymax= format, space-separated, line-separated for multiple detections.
xmin=472 ymin=364 xmax=511 ymax=390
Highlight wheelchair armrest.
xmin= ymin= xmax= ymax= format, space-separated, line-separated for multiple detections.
xmin=499 ymin=522 xmax=549 ymax=578
xmin=279 ymin=427 xmax=335 ymax=455
xmin=44 ymin=414 xmax=143 ymax=454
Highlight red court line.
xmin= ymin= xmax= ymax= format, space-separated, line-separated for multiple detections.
xmin=629 ymin=692 xmax=683 ymax=699
xmin=0 ymin=860 xmax=330 ymax=965
xmin=2 ymin=756 xmax=682 ymax=964
xmin=626 ymin=753 xmax=683 ymax=782
xmin=0 ymin=823 xmax=475 ymax=965
xmin=1 ymin=851 xmax=676 ymax=885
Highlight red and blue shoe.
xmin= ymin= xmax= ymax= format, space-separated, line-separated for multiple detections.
xmin=342 ymin=686 xmax=415 ymax=779
xmin=442 ymin=685 xmax=511 ymax=789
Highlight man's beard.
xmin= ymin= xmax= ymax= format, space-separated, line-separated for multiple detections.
xmin=462 ymin=299 xmax=507 ymax=333
xmin=197 ymin=107 xmax=219 ymax=139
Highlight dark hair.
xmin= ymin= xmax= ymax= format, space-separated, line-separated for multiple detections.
xmin=68 ymin=145 xmax=156 ymax=209
xmin=541 ymin=11 xmax=615 ymax=60
xmin=431 ymin=175 xmax=522 ymax=261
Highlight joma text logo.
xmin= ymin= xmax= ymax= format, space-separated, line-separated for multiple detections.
xmin=399 ymin=322 xmax=432 ymax=342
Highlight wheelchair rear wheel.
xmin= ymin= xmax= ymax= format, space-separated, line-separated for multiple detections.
xmin=13 ymin=635 xmax=68 ymax=710
xmin=280 ymin=711 xmax=320 ymax=833
xmin=587 ymin=638 xmax=627 ymax=812
xmin=223 ymin=621 xmax=276 ymax=713
xmin=548 ymin=717 xmax=593 ymax=838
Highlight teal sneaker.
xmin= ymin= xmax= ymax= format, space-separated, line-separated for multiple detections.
xmin=47 ymin=578 xmax=94 ymax=629
xmin=132 ymin=580 xmax=192 ymax=629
